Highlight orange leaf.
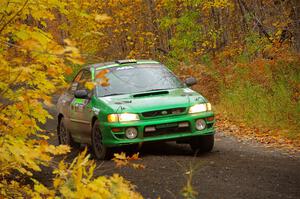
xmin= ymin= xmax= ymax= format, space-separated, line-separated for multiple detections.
xmin=100 ymin=81 xmax=110 ymax=87
xmin=65 ymin=67 xmax=73 ymax=75
xmin=129 ymin=153 xmax=140 ymax=160
xmin=95 ymin=69 xmax=109 ymax=79
xmin=24 ymin=119 xmax=33 ymax=126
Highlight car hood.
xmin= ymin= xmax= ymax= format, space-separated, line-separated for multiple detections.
xmin=99 ymin=88 xmax=207 ymax=113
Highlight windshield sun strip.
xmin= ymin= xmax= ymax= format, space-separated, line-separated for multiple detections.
xmin=95 ymin=64 xmax=119 ymax=71
xmin=95 ymin=62 xmax=160 ymax=71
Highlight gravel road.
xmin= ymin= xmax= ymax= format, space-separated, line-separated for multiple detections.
xmin=41 ymin=105 xmax=300 ymax=199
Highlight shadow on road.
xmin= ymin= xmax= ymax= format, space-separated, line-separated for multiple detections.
xmin=59 ymin=140 xmax=217 ymax=162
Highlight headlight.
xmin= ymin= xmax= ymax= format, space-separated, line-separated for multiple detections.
xmin=107 ymin=113 xmax=140 ymax=122
xmin=188 ymin=103 xmax=212 ymax=114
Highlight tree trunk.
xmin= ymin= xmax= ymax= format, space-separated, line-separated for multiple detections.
xmin=291 ymin=0 xmax=300 ymax=52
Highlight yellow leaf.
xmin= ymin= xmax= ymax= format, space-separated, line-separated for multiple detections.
xmin=132 ymin=163 xmax=145 ymax=170
xmin=85 ymin=82 xmax=95 ymax=90
xmin=44 ymin=99 xmax=54 ymax=107
xmin=66 ymin=57 xmax=85 ymax=65
xmin=64 ymin=38 xmax=74 ymax=46
xmin=53 ymin=178 xmax=62 ymax=188
xmin=113 ymin=152 xmax=127 ymax=160
xmin=95 ymin=14 xmax=112 ymax=22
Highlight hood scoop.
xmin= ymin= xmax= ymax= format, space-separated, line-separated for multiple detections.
xmin=133 ymin=91 xmax=169 ymax=98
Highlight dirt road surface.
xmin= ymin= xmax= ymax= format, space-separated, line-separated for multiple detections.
xmin=40 ymin=105 xmax=300 ymax=199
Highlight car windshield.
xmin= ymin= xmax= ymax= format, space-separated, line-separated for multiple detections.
xmin=95 ymin=64 xmax=184 ymax=97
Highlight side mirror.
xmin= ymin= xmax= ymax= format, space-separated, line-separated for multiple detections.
xmin=74 ymin=89 xmax=89 ymax=99
xmin=185 ymin=77 xmax=197 ymax=87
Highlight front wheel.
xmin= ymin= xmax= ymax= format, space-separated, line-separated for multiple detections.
xmin=91 ymin=120 xmax=110 ymax=160
xmin=189 ymin=134 xmax=214 ymax=154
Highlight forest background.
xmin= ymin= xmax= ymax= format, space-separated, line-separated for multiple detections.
xmin=0 ymin=0 xmax=299 ymax=198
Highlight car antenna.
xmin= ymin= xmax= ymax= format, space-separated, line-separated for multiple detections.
xmin=115 ymin=104 xmax=125 ymax=114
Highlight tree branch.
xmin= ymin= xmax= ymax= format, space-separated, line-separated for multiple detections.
xmin=238 ymin=0 xmax=273 ymax=43
xmin=0 ymin=0 xmax=29 ymax=34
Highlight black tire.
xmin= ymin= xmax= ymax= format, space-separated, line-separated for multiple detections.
xmin=91 ymin=120 xmax=110 ymax=160
xmin=58 ymin=117 xmax=80 ymax=148
xmin=124 ymin=143 xmax=141 ymax=155
xmin=189 ymin=134 xmax=214 ymax=154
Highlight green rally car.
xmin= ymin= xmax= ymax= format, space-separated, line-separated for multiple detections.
xmin=57 ymin=59 xmax=215 ymax=159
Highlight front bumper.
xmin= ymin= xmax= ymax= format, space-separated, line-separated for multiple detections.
xmin=100 ymin=111 xmax=215 ymax=147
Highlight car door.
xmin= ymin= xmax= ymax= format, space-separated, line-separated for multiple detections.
xmin=69 ymin=69 xmax=93 ymax=143
xmin=59 ymin=70 xmax=83 ymax=133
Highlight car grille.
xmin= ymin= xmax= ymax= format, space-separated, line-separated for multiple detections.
xmin=143 ymin=122 xmax=190 ymax=137
xmin=142 ymin=107 xmax=186 ymax=118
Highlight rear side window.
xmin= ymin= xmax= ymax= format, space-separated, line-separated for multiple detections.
xmin=69 ymin=71 xmax=83 ymax=93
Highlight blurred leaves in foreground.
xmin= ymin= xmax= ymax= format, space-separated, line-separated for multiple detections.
xmin=0 ymin=0 xmax=141 ymax=198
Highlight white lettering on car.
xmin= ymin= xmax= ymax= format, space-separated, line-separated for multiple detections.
xmin=116 ymin=66 xmax=134 ymax=70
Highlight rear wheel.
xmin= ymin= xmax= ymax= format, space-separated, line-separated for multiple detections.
xmin=91 ymin=120 xmax=110 ymax=160
xmin=189 ymin=134 xmax=214 ymax=154
xmin=58 ymin=118 xmax=70 ymax=145
xmin=58 ymin=117 xmax=79 ymax=147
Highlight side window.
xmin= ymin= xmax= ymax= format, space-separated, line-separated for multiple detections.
xmin=77 ymin=70 xmax=92 ymax=91
xmin=69 ymin=71 xmax=83 ymax=93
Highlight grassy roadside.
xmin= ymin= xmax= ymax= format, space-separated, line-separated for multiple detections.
xmin=175 ymin=41 xmax=300 ymax=151
xmin=215 ymin=62 xmax=300 ymax=138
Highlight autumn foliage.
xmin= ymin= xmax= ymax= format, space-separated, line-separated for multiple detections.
xmin=0 ymin=0 xmax=141 ymax=198
xmin=1 ymin=0 xmax=299 ymax=197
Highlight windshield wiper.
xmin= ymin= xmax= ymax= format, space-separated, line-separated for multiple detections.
xmin=102 ymin=93 xmax=126 ymax=97
xmin=143 ymin=88 xmax=170 ymax=92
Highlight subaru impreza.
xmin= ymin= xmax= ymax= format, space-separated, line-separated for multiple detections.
xmin=57 ymin=59 xmax=215 ymax=159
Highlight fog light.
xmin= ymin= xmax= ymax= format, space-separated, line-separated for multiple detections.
xmin=125 ymin=127 xmax=138 ymax=139
xmin=195 ymin=119 xmax=206 ymax=130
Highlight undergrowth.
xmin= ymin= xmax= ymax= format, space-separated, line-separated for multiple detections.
xmin=210 ymin=38 xmax=300 ymax=139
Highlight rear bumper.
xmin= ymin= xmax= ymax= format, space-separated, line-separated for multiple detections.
xmin=100 ymin=111 xmax=215 ymax=147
